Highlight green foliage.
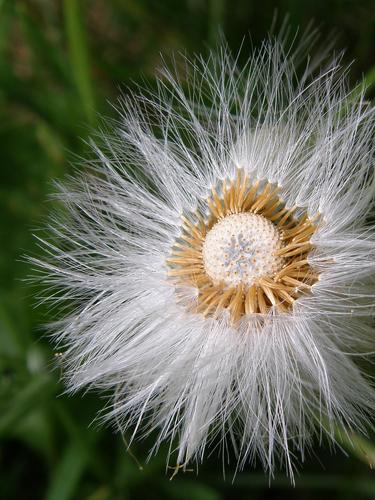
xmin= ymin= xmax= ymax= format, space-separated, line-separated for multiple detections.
xmin=0 ymin=1 xmax=374 ymax=498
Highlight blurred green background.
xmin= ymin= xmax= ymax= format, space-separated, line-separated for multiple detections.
xmin=0 ymin=1 xmax=374 ymax=499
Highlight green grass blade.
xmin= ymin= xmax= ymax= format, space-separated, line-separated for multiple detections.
xmin=45 ymin=440 xmax=89 ymax=500
xmin=63 ymin=0 xmax=96 ymax=125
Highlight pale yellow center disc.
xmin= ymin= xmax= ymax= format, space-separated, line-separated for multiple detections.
xmin=202 ymin=213 xmax=284 ymax=286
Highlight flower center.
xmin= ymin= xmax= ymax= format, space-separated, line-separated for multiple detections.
xmin=202 ymin=213 xmax=284 ymax=286
xmin=167 ymin=172 xmax=319 ymax=321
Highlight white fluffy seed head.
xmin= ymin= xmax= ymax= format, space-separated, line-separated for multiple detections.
xmin=202 ymin=213 xmax=284 ymax=286
xmin=31 ymin=35 xmax=375 ymax=482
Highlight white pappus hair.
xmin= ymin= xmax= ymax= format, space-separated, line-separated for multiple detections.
xmin=32 ymin=37 xmax=375 ymax=479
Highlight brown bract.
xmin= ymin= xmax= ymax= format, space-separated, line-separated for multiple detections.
xmin=167 ymin=170 xmax=319 ymax=322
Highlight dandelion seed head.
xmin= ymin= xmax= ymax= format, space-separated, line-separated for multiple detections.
xmin=30 ymin=33 xmax=375 ymax=481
